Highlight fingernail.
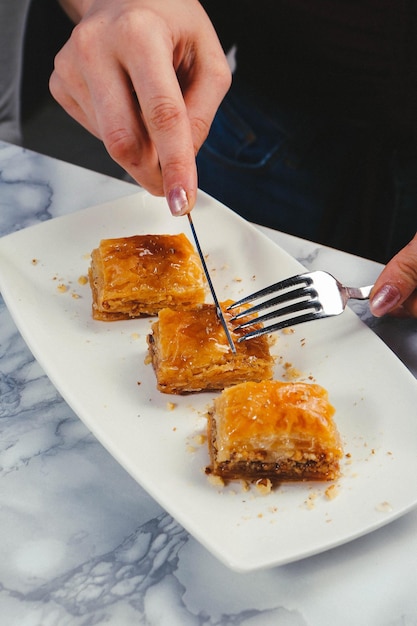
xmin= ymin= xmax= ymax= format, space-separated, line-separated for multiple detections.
xmin=370 ymin=284 xmax=401 ymax=317
xmin=168 ymin=186 xmax=189 ymax=216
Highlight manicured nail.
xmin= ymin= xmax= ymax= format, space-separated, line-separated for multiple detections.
xmin=168 ymin=186 xmax=189 ymax=216
xmin=370 ymin=284 xmax=401 ymax=317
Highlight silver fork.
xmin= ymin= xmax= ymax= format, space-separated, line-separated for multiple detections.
xmin=227 ymin=270 xmax=373 ymax=342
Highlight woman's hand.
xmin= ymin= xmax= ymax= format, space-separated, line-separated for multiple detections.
xmin=51 ymin=0 xmax=231 ymax=215
xmin=370 ymin=232 xmax=417 ymax=318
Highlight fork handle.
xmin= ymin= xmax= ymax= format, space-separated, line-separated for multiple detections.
xmin=346 ymin=285 xmax=373 ymax=300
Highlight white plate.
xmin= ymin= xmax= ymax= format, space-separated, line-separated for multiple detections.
xmin=1 ymin=190 xmax=417 ymax=572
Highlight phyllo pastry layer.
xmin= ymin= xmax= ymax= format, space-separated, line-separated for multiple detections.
xmin=147 ymin=302 xmax=274 ymax=394
xmin=207 ymin=380 xmax=343 ymax=482
xmin=89 ymin=233 xmax=206 ymax=320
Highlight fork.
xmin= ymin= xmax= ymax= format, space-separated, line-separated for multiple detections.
xmin=227 ymin=270 xmax=373 ymax=342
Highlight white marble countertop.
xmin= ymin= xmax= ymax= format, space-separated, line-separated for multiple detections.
xmin=0 ymin=140 xmax=416 ymax=626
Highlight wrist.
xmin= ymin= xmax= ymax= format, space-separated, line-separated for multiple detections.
xmin=58 ymin=0 xmax=96 ymax=22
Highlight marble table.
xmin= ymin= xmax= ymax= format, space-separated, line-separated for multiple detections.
xmin=1 ymin=140 xmax=416 ymax=626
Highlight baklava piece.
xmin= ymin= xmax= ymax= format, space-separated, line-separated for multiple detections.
xmin=89 ymin=233 xmax=206 ymax=320
xmin=146 ymin=302 xmax=274 ymax=394
xmin=207 ymin=380 xmax=342 ymax=482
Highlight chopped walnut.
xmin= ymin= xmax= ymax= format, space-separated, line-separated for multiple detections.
xmin=255 ymin=478 xmax=272 ymax=495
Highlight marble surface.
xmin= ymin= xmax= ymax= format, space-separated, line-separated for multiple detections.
xmin=0 ymin=140 xmax=416 ymax=626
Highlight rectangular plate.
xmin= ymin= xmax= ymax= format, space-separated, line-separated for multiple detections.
xmin=1 ymin=190 xmax=417 ymax=572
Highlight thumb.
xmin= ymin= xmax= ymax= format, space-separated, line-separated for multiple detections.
xmin=370 ymin=232 xmax=417 ymax=317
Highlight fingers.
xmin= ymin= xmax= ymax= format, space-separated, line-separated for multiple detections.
xmin=50 ymin=17 xmax=166 ymax=196
xmin=127 ymin=39 xmax=200 ymax=209
xmin=123 ymin=12 xmax=231 ymax=213
xmin=370 ymin=232 xmax=417 ymax=317
xmin=49 ymin=70 xmax=100 ymax=139
xmin=49 ymin=0 xmax=231 ymax=214
xmin=178 ymin=22 xmax=233 ymax=154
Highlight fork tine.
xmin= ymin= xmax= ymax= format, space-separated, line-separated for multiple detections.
xmin=237 ymin=310 xmax=327 ymax=342
xmin=227 ymin=272 xmax=312 ymax=310
xmin=230 ymin=286 xmax=314 ymax=321
xmin=234 ymin=299 xmax=322 ymax=330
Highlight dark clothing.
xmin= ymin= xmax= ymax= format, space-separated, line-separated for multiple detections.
xmin=198 ymin=1 xmax=417 ymax=262
xmin=203 ymin=1 xmax=417 ymax=135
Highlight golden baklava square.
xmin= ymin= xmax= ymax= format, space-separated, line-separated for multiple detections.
xmin=146 ymin=302 xmax=274 ymax=394
xmin=89 ymin=233 xmax=206 ymax=320
xmin=207 ymin=380 xmax=343 ymax=482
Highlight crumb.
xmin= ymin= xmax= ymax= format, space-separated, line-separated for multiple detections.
xmin=283 ymin=362 xmax=303 ymax=380
xmin=282 ymin=327 xmax=295 ymax=335
xmin=187 ymin=445 xmax=196 ymax=454
xmin=144 ymin=354 xmax=152 ymax=365
xmin=131 ymin=332 xmax=140 ymax=340
xmin=233 ymin=277 xmax=242 ymax=282
xmin=57 ymin=283 xmax=68 ymax=293
xmin=255 ymin=478 xmax=272 ymax=495
xmin=192 ymin=434 xmax=206 ymax=446
xmin=78 ymin=275 xmax=88 ymax=285
xmin=71 ymin=292 xmax=81 ymax=299
xmin=300 ymin=338 xmax=306 ymax=347
xmin=137 ymin=381 xmax=141 ymax=386
xmin=268 ymin=334 xmax=277 ymax=347
xmin=305 ymin=493 xmax=317 ymax=510
xmin=375 ymin=501 xmax=393 ymax=513
xmin=31 ymin=258 xmax=38 ymax=265
xmin=166 ymin=402 xmax=177 ymax=411
xmin=325 ymin=484 xmax=339 ymax=500
xmin=206 ymin=473 xmax=225 ymax=488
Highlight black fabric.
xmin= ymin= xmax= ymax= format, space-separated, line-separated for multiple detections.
xmin=202 ymin=0 xmax=417 ymax=135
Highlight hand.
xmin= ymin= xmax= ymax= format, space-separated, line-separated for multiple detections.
xmin=370 ymin=232 xmax=417 ymax=318
xmin=50 ymin=0 xmax=231 ymax=215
